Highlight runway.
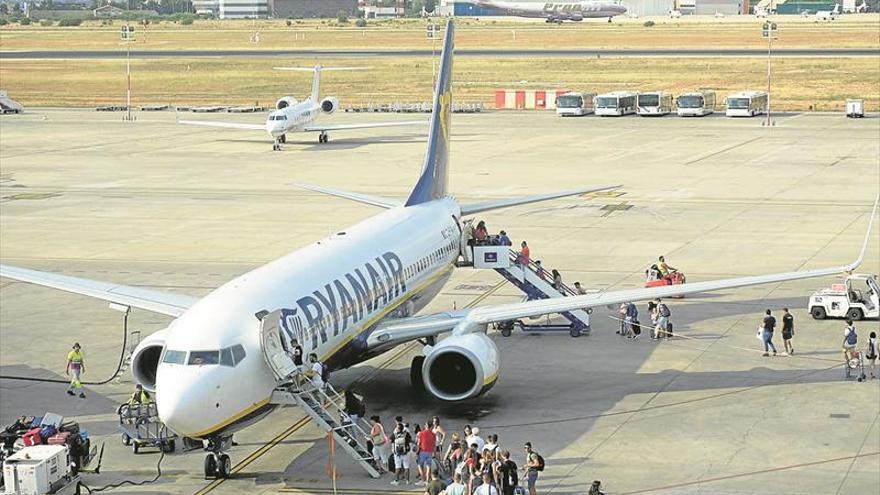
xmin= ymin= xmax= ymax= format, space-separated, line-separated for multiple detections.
xmin=2 ymin=48 xmax=878 ymax=59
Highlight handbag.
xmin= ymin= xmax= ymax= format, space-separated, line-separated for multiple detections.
xmin=756 ymin=326 xmax=763 ymax=340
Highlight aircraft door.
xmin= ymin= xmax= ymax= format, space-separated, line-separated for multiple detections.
xmin=865 ymin=277 xmax=880 ymax=312
xmin=259 ymin=309 xmax=299 ymax=382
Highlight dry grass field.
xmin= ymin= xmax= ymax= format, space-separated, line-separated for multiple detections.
xmin=2 ymin=56 xmax=877 ymax=110
xmin=1 ymin=16 xmax=877 ymax=110
xmin=1 ymin=15 xmax=879 ymax=51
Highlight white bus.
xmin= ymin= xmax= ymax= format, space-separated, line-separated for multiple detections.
xmin=725 ymin=91 xmax=768 ymax=117
xmin=595 ymin=92 xmax=638 ymax=117
xmin=676 ymin=91 xmax=716 ymax=117
xmin=555 ymin=92 xmax=596 ymax=117
xmin=637 ymin=92 xmax=673 ymax=116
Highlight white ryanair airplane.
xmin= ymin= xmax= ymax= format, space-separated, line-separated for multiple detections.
xmin=178 ymin=65 xmax=423 ymax=151
xmin=1 ymin=19 xmax=877 ymax=479
xmin=474 ymin=0 xmax=628 ymax=23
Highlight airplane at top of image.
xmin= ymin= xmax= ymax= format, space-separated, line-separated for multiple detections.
xmin=2 ymin=19 xmax=878 ymax=480
xmin=472 ymin=0 xmax=628 ymax=23
xmin=177 ymin=65 xmax=424 ymax=150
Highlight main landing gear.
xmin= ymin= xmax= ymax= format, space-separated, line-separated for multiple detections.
xmin=318 ymin=131 xmax=330 ymax=144
xmin=204 ymin=436 xmax=233 ymax=479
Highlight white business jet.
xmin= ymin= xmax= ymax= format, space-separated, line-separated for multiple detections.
xmin=2 ymin=19 xmax=877 ymax=480
xmin=178 ymin=65 xmax=423 ymax=151
xmin=474 ymin=0 xmax=627 ymax=23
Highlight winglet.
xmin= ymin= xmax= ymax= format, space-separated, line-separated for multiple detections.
xmin=844 ymin=194 xmax=879 ymax=272
xmin=405 ymin=19 xmax=454 ymax=207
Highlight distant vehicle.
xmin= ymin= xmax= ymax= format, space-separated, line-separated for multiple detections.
xmin=754 ymin=7 xmax=769 ymax=17
xmin=677 ymin=91 xmax=716 ymax=117
xmin=725 ymin=91 xmax=768 ymax=117
xmin=177 ymin=66 xmax=423 ymax=151
xmin=556 ymin=92 xmax=596 ymax=116
xmin=637 ymin=92 xmax=673 ymax=116
xmin=809 ymin=273 xmax=879 ymax=321
xmin=595 ymin=91 xmax=637 ymax=116
xmin=846 ymin=99 xmax=865 ymax=118
xmin=473 ymin=0 xmax=627 ymax=23
xmin=669 ymin=9 xmax=682 ymax=17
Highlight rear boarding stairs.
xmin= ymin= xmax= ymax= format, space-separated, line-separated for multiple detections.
xmin=259 ymin=310 xmax=382 ymax=479
xmin=468 ymin=244 xmax=592 ymax=337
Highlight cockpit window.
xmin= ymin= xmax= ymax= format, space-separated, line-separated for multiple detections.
xmin=162 ymin=349 xmax=186 ymax=365
xmin=220 ymin=347 xmax=234 ymax=367
xmin=231 ymin=344 xmax=246 ymax=365
xmin=270 ymin=115 xmax=287 ymax=121
xmin=188 ymin=350 xmax=220 ymax=366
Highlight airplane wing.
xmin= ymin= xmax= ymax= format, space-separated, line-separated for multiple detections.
xmin=293 ymin=183 xmax=401 ymax=209
xmin=367 ymin=197 xmax=878 ymax=348
xmin=459 ymin=185 xmax=621 ymax=216
xmin=302 ymin=121 xmax=425 ymax=132
xmin=177 ymin=119 xmax=265 ymax=131
xmin=0 ymin=264 xmax=197 ymax=317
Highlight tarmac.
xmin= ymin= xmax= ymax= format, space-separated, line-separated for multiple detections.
xmin=1 ymin=108 xmax=878 ymax=495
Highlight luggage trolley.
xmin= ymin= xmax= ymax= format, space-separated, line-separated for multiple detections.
xmin=844 ymin=350 xmax=867 ymax=382
xmin=117 ymin=403 xmax=176 ymax=453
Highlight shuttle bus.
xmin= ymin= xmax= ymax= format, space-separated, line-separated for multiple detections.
xmin=725 ymin=91 xmax=768 ymax=117
xmin=637 ymin=92 xmax=673 ymax=116
xmin=595 ymin=91 xmax=638 ymax=117
xmin=676 ymin=91 xmax=716 ymax=117
xmin=555 ymin=92 xmax=596 ymax=116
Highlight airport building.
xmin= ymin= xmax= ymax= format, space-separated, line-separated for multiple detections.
xmin=273 ymin=0 xmax=358 ymax=18
xmin=193 ymin=0 xmax=219 ymax=16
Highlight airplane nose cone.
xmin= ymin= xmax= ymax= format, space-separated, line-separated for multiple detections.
xmin=156 ymin=366 xmax=214 ymax=437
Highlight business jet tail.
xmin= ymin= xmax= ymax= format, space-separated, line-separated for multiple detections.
xmin=273 ymin=66 xmax=369 ymax=102
xmin=405 ymin=19 xmax=454 ymax=207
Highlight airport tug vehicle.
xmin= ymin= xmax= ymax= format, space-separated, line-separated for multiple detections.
xmin=809 ymin=273 xmax=879 ymax=321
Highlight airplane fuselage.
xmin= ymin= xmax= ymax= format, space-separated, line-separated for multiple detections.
xmin=477 ymin=1 xmax=627 ymax=20
xmin=265 ymin=100 xmax=320 ymax=139
xmin=155 ymin=198 xmax=462 ymax=438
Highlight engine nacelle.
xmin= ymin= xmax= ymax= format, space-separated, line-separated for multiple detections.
xmin=276 ymin=97 xmax=297 ymax=110
xmin=130 ymin=328 xmax=168 ymax=392
xmin=320 ymin=97 xmax=339 ymax=115
xmin=422 ymin=333 xmax=500 ymax=401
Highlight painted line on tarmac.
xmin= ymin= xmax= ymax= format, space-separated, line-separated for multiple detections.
xmin=617 ymin=451 xmax=880 ymax=495
xmin=192 ymin=278 xmax=506 ymax=493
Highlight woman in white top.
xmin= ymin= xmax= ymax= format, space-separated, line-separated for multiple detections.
xmin=367 ymin=415 xmax=389 ymax=474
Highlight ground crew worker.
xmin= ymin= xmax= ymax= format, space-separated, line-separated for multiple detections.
xmin=128 ymin=384 xmax=152 ymax=405
xmin=66 ymin=342 xmax=86 ymax=398
xmin=657 ymin=256 xmax=677 ymax=279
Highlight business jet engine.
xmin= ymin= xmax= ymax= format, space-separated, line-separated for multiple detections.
xmin=276 ymin=97 xmax=297 ymax=110
xmin=131 ymin=328 xmax=168 ymax=392
xmin=320 ymin=97 xmax=339 ymax=115
xmin=568 ymin=13 xmax=584 ymax=21
xmin=422 ymin=333 xmax=500 ymax=401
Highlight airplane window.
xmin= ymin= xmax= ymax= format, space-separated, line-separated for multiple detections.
xmin=162 ymin=349 xmax=186 ymax=365
xmin=232 ymin=344 xmax=246 ymax=364
xmin=220 ymin=347 xmax=234 ymax=367
xmin=188 ymin=350 xmax=220 ymax=366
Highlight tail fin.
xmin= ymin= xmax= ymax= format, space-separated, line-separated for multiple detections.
xmin=273 ymin=66 xmax=369 ymax=102
xmin=405 ymin=19 xmax=454 ymax=207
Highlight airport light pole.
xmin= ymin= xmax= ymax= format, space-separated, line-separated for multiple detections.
xmin=762 ymin=21 xmax=777 ymax=127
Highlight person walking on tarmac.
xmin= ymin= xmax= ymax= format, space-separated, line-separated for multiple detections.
xmin=66 ymin=342 xmax=86 ymax=398
xmin=761 ymin=309 xmax=778 ymax=357
xmin=781 ymin=308 xmax=795 ymax=355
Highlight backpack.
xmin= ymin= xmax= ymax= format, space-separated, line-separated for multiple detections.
xmin=659 ymin=304 xmax=671 ymax=318
xmin=533 ymin=452 xmax=545 ymax=472
xmin=846 ymin=327 xmax=858 ymax=346
xmin=358 ymin=400 xmax=366 ymax=418
xmin=866 ymin=339 xmax=877 ymax=360
xmin=394 ymin=431 xmax=408 ymax=455
xmin=320 ymin=362 xmax=331 ymax=382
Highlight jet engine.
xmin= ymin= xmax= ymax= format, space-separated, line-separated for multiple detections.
xmin=320 ymin=97 xmax=339 ymax=115
xmin=130 ymin=328 xmax=168 ymax=392
xmin=422 ymin=333 xmax=499 ymax=401
xmin=276 ymin=97 xmax=297 ymax=110
xmin=569 ymin=13 xmax=584 ymax=21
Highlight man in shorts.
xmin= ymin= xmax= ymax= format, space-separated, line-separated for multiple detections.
xmin=781 ymin=308 xmax=795 ymax=355
xmin=416 ymin=419 xmax=436 ymax=486
xmin=842 ymin=319 xmax=858 ymax=363
xmin=522 ymin=442 xmax=540 ymax=495
xmin=390 ymin=421 xmax=412 ymax=485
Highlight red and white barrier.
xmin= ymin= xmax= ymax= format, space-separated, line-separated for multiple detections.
xmin=494 ymin=89 xmax=569 ymax=110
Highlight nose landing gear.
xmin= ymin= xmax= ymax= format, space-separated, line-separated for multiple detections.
xmin=203 ymin=436 xmax=234 ymax=479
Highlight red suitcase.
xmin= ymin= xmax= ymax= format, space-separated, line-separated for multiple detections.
xmin=645 ymin=279 xmax=671 ymax=288
xmin=48 ymin=432 xmax=71 ymax=445
xmin=22 ymin=428 xmax=42 ymax=446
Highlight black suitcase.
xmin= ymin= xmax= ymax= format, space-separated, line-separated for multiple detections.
xmin=387 ymin=453 xmax=396 ymax=472
xmin=666 ymin=322 xmax=673 ymax=337
xmin=632 ymin=320 xmax=641 ymax=335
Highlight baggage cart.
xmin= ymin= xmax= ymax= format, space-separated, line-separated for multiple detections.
xmin=117 ymin=403 xmax=176 ymax=454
